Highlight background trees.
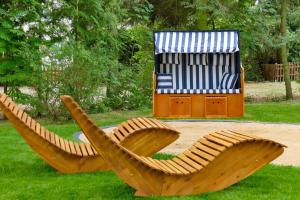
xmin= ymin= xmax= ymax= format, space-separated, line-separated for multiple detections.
xmin=0 ymin=0 xmax=299 ymax=119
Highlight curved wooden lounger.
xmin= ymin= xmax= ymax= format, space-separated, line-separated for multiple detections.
xmin=0 ymin=93 xmax=179 ymax=173
xmin=62 ymin=95 xmax=286 ymax=197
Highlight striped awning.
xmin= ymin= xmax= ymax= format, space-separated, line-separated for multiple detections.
xmin=154 ymin=31 xmax=239 ymax=54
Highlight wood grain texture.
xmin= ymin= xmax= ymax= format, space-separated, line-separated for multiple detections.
xmin=62 ymin=95 xmax=286 ymax=197
xmin=0 ymin=93 xmax=180 ymax=174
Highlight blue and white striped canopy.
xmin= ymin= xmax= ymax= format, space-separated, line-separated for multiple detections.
xmin=154 ymin=31 xmax=239 ymax=54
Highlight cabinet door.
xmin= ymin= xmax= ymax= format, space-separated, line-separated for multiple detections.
xmin=169 ymin=97 xmax=191 ymax=117
xmin=205 ymin=97 xmax=227 ymax=117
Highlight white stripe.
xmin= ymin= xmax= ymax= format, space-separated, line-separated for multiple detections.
xmin=231 ymin=53 xmax=235 ymax=73
xmin=184 ymin=32 xmax=189 ymax=52
xmin=199 ymin=66 xmax=203 ymax=89
xmin=210 ymin=32 xmax=215 ymax=52
xmin=212 ymin=65 xmax=217 ymax=89
xmin=191 ymin=32 xmax=196 ymax=52
xmin=197 ymin=32 xmax=202 ymax=52
xmin=230 ymin=32 xmax=235 ymax=52
xmin=178 ymin=64 xmax=182 ymax=89
xmin=158 ymin=82 xmax=172 ymax=86
xmin=166 ymin=64 xmax=170 ymax=73
xmin=172 ymin=64 xmax=176 ymax=89
xmin=157 ymin=76 xmax=172 ymax=80
xmin=204 ymin=32 xmax=209 ymax=52
xmin=205 ymin=65 xmax=209 ymax=89
xmin=186 ymin=64 xmax=190 ymax=89
xmin=165 ymin=32 xmax=170 ymax=53
xmin=158 ymin=33 xmax=164 ymax=53
xmin=159 ymin=64 xmax=163 ymax=73
xmin=223 ymin=32 xmax=228 ymax=53
xmin=171 ymin=33 xmax=176 ymax=52
xmin=193 ymin=65 xmax=196 ymax=89
xmin=178 ymin=32 xmax=183 ymax=53
xmin=216 ymin=32 xmax=221 ymax=52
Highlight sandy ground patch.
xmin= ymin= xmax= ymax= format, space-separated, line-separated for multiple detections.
xmin=78 ymin=121 xmax=300 ymax=167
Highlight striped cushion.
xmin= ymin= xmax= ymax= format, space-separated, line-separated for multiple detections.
xmin=156 ymin=73 xmax=173 ymax=89
xmin=219 ymin=73 xmax=239 ymax=89
xmin=187 ymin=54 xmax=207 ymax=65
xmin=156 ymin=88 xmax=241 ymax=94
xmin=160 ymin=53 xmax=180 ymax=64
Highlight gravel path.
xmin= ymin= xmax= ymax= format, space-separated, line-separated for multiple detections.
xmin=78 ymin=121 xmax=300 ymax=167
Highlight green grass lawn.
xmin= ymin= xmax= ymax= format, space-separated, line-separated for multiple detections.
xmin=0 ymin=101 xmax=300 ymax=199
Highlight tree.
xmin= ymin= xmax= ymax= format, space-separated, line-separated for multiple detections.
xmin=280 ymin=0 xmax=293 ymax=99
xmin=0 ymin=1 xmax=43 ymax=95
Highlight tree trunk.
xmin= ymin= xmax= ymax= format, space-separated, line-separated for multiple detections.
xmin=280 ymin=0 xmax=293 ymax=100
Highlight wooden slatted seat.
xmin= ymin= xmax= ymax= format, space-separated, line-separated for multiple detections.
xmin=61 ymin=95 xmax=286 ymax=196
xmin=0 ymin=93 xmax=180 ymax=173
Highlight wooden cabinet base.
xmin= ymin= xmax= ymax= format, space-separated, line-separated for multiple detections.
xmin=153 ymin=93 xmax=244 ymax=118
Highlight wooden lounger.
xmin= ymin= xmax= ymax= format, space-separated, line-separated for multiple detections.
xmin=61 ymin=95 xmax=286 ymax=197
xmin=0 ymin=93 xmax=179 ymax=173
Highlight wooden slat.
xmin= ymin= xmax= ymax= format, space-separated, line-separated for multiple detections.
xmin=172 ymin=157 xmax=197 ymax=173
xmin=224 ymin=131 xmax=252 ymax=141
xmin=137 ymin=117 xmax=152 ymax=128
xmin=132 ymin=118 xmax=146 ymax=129
xmin=166 ymin=160 xmax=190 ymax=175
xmin=85 ymin=144 xmax=95 ymax=156
xmin=117 ymin=126 xmax=129 ymax=137
xmin=21 ymin=112 xmax=28 ymax=123
xmin=110 ymin=132 xmax=120 ymax=142
xmin=160 ymin=160 xmax=181 ymax=174
xmin=26 ymin=116 xmax=32 ymax=128
xmin=40 ymin=126 xmax=46 ymax=139
xmin=143 ymin=118 xmax=158 ymax=128
xmin=198 ymin=139 xmax=226 ymax=152
xmin=3 ymin=96 xmax=11 ymax=107
xmin=91 ymin=146 xmax=99 ymax=155
xmin=45 ymin=130 xmax=51 ymax=141
xmin=54 ymin=134 xmax=60 ymax=148
xmin=49 ymin=132 xmax=56 ymax=144
xmin=59 ymin=138 xmax=66 ymax=151
xmin=219 ymin=131 xmax=247 ymax=142
xmin=64 ymin=140 xmax=71 ymax=153
xmin=211 ymin=132 xmax=239 ymax=144
xmin=113 ymin=129 xmax=125 ymax=141
xmin=0 ymin=93 xmax=7 ymax=102
xmin=8 ymin=101 xmax=15 ymax=111
xmin=204 ymin=135 xmax=232 ymax=148
xmin=17 ymin=108 xmax=24 ymax=119
xmin=126 ymin=120 xmax=139 ymax=131
xmin=190 ymin=146 xmax=215 ymax=161
xmin=12 ymin=105 xmax=19 ymax=115
xmin=228 ymin=130 xmax=258 ymax=139
xmin=69 ymin=141 xmax=77 ymax=155
xmin=183 ymin=150 xmax=209 ymax=166
xmin=79 ymin=143 xmax=88 ymax=156
xmin=74 ymin=143 xmax=83 ymax=156
xmin=35 ymin=123 xmax=41 ymax=135
xmin=149 ymin=118 xmax=167 ymax=129
xmin=122 ymin=122 xmax=135 ymax=134
xmin=194 ymin=142 xmax=220 ymax=156
xmin=178 ymin=154 xmax=203 ymax=170
xmin=147 ymin=158 xmax=169 ymax=173
xmin=30 ymin=118 xmax=36 ymax=131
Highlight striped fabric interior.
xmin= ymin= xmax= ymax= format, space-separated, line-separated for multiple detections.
xmin=156 ymin=73 xmax=173 ymax=89
xmin=156 ymin=53 xmax=240 ymax=93
xmin=187 ymin=54 xmax=207 ymax=65
xmin=155 ymin=31 xmax=239 ymax=54
xmin=219 ymin=72 xmax=239 ymax=89
xmin=160 ymin=53 xmax=180 ymax=64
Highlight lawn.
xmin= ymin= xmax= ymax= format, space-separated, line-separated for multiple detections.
xmin=0 ymin=101 xmax=300 ymax=199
